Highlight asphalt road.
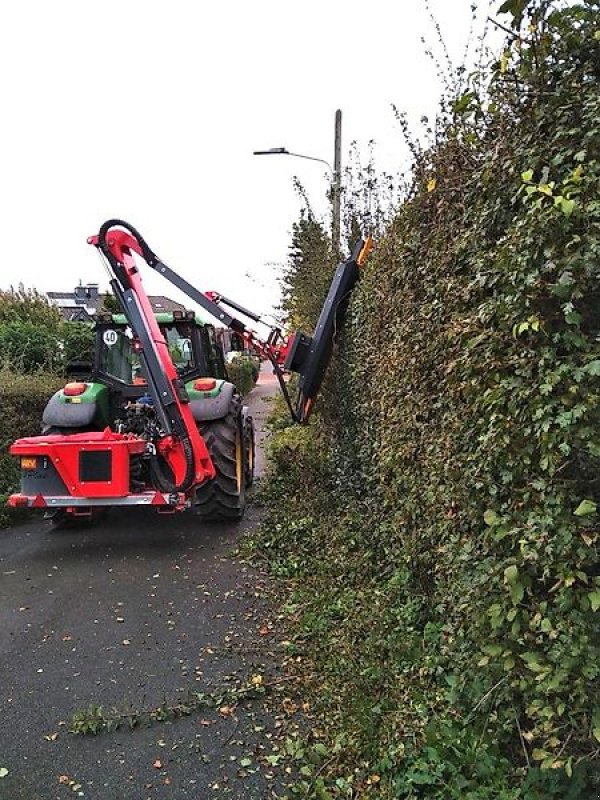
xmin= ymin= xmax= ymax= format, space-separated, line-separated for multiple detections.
xmin=0 ymin=366 xmax=291 ymax=800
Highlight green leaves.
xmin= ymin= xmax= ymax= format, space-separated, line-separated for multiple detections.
xmin=0 ymin=371 xmax=64 ymax=529
xmin=452 ymin=91 xmax=477 ymax=115
xmin=498 ymin=0 xmax=533 ymax=26
xmin=556 ymin=196 xmax=575 ymax=216
xmin=574 ymin=499 xmax=596 ymax=517
xmin=583 ymin=360 xmax=600 ymax=377
xmin=484 ymin=509 xmax=499 ymax=526
xmin=504 ymin=564 xmax=524 ymax=604
xmin=589 ymin=591 xmax=600 ymax=612
xmin=519 ymin=164 xmax=579 ymax=219
xmin=521 ymin=651 xmax=546 ymax=673
xmin=225 ymin=356 xmax=259 ymax=396
xmin=512 ymin=316 xmax=540 ymax=337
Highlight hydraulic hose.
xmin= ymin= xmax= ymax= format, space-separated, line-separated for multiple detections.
xmin=97 ymin=218 xmax=158 ymax=266
xmin=266 ymin=351 xmax=301 ymax=424
xmin=148 ymin=432 xmax=196 ymax=494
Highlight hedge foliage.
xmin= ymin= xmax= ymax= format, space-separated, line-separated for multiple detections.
xmin=0 ymin=370 xmax=62 ymax=527
xmin=0 ymin=290 xmax=89 ymax=525
xmin=225 ymin=355 xmax=260 ymax=396
xmin=253 ymin=3 xmax=600 ymax=797
xmin=0 ymin=287 xmax=95 ymax=373
xmin=0 ymin=286 xmax=61 ymax=328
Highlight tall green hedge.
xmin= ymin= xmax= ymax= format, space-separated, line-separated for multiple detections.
xmin=0 ymin=321 xmax=94 ymax=373
xmin=0 ymin=286 xmax=61 ymax=327
xmin=254 ymin=3 xmax=600 ymax=797
xmin=0 ymin=371 xmax=62 ymax=527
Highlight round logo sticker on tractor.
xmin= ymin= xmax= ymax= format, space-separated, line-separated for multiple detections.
xmin=103 ymin=329 xmax=118 ymax=347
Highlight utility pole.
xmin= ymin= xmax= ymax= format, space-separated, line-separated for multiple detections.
xmin=332 ymin=109 xmax=342 ymax=257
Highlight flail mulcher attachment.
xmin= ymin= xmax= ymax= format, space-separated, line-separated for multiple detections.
xmin=205 ymin=237 xmax=373 ymax=424
xmin=283 ymin=238 xmax=372 ymax=422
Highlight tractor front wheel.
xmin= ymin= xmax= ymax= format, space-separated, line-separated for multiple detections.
xmin=195 ymin=397 xmax=247 ymax=521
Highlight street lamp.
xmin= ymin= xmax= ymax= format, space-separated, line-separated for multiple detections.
xmin=253 ymin=147 xmax=332 ymax=171
xmin=253 ymin=110 xmax=342 ymax=255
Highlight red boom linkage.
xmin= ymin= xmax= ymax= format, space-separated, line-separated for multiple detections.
xmin=88 ymin=225 xmax=214 ymax=490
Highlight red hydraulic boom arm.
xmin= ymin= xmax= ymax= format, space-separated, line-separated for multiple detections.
xmin=89 ymin=221 xmax=216 ymax=494
xmin=203 ymin=291 xmax=292 ymax=366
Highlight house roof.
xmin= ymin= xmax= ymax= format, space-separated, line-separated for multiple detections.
xmin=51 ymin=303 xmax=95 ymax=322
xmin=62 ymin=307 xmax=94 ymax=322
xmin=45 ymin=288 xmax=186 ymax=319
xmin=47 ymin=291 xmax=97 ymax=301
xmin=147 ymin=296 xmax=186 ymax=313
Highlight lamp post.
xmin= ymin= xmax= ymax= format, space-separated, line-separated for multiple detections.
xmin=253 ymin=109 xmax=342 ymax=256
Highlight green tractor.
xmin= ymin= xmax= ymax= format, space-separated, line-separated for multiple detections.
xmin=38 ymin=309 xmax=254 ymax=522
xmin=9 ymin=219 xmax=370 ymax=528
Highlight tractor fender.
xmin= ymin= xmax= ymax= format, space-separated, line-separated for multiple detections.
xmin=42 ymin=387 xmax=104 ymax=429
xmin=189 ymin=380 xmax=237 ymax=422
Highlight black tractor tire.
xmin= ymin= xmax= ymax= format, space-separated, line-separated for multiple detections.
xmin=243 ymin=412 xmax=256 ymax=488
xmin=195 ymin=395 xmax=247 ymax=521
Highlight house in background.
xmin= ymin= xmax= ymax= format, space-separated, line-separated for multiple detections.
xmin=46 ymin=281 xmax=186 ymax=321
xmin=145 ymin=295 xmax=187 ymax=314
xmin=46 ymin=282 xmax=102 ymax=321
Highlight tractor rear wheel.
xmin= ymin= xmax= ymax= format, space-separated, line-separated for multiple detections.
xmin=243 ymin=413 xmax=255 ymax=488
xmin=195 ymin=396 xmax=247 ymax=520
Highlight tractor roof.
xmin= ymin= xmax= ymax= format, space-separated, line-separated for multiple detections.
xmin=97 ymin=311 xmax=210 ymax=327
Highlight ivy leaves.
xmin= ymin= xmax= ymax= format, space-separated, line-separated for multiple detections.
xmin=503 ymin=564 xmax=525 ymax=604
xmin=255 ymin=2 xmax=600 ymax=797
xmin=574 ymin=499 xmax=596 ymax=517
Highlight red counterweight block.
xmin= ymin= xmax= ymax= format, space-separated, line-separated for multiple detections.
xmin=10 ymin=430 xmax=147 ymax=499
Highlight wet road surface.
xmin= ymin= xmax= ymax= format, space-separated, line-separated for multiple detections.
xmin=0 ymin=366 xmax=292 ymax=800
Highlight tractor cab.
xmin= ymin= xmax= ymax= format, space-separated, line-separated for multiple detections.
xmin=36 ymin=309 xmax=234 ymax=440
xmin=94 ymin=311 xmax=226 ymax=393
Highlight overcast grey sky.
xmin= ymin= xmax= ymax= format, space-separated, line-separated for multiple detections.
xmin=0 ymin=0 xmax=500 ymax=318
